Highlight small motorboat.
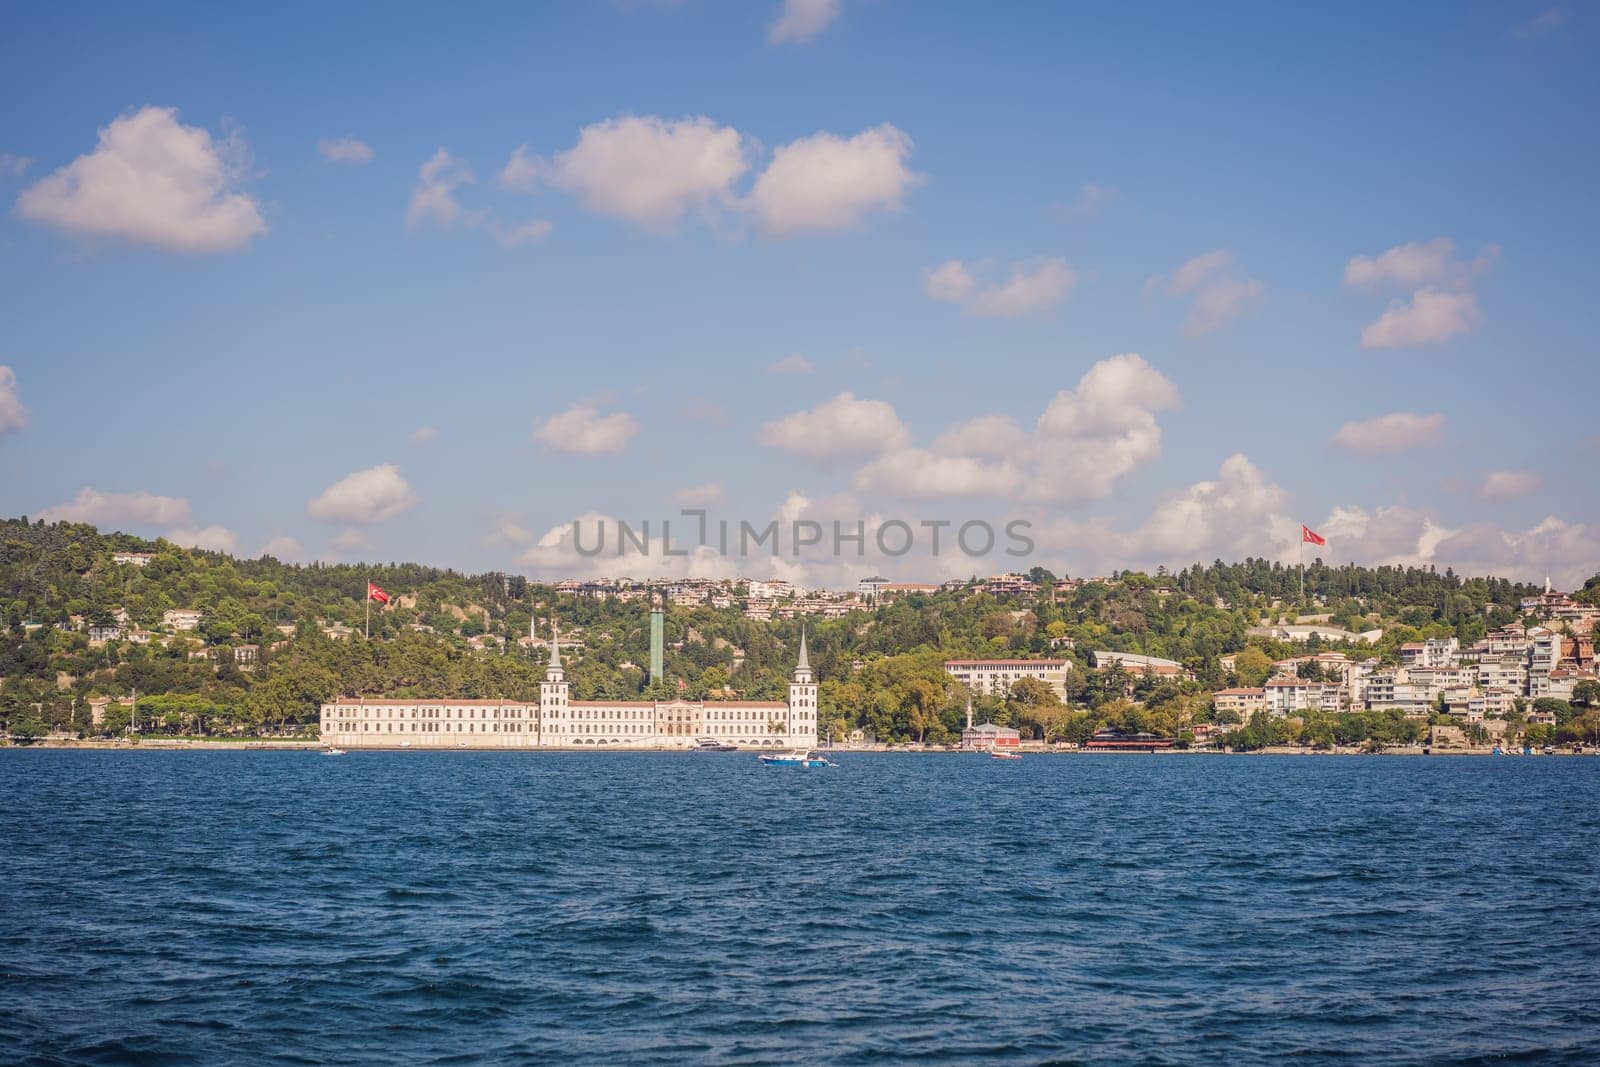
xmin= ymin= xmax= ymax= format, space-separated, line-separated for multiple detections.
xmin=690 ymin=737 xmax=738 ymax=752
xmin=322 ymin=746 xmax=347 ymax=756
xmin=759 ymin=749 xmax=835 ymax=768
xmin=990 ymin=749 xmax=1022 ymax=761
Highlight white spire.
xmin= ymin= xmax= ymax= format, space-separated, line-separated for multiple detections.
xmin=966 ymin=696 xmax=973 ymax=730
xmin=792 ymin=626 xmax=813 ymax=683
xmin=545 ymin=617 xmax=564 ymax=682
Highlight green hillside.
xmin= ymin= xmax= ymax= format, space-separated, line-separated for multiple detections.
xmin=0 ymin=515 xmax=1576 ymax=745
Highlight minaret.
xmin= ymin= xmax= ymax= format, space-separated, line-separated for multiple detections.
xmin=966 ymin=696 xmax=973 ymax=731
xmin=539 ymin=618 xmax=568 ymax=745
xmin=787 ymin=626 xmax=818 ymax=745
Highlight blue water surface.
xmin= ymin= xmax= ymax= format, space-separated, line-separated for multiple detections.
xmin=2 ymin=751 xmax=1598 ymax=1065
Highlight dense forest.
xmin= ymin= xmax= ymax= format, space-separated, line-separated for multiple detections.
xmin=1 ymin=516 xmax=1587 ymax=746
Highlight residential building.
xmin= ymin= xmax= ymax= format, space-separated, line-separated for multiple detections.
xmin=944 ymin=658 xmax=1071 ymax=699
xmin=163 ymin=609 xmax=204 ymax=632
xmin=1213 ymin=687 xmax=1267 ymax=719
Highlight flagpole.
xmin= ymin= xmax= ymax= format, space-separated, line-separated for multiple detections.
xmin=1299 ymin=536 xmax=1304 ymax=605
xmin=365 ymin=580 xmax=370 ymax=640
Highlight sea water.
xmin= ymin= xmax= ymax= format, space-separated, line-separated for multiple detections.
xmin=2 ymin=750 xmax=1597 ymax=1064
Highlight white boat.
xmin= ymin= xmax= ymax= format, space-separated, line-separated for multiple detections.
xmin=759 ymin=749 xmax=835 ymax=768
xmin=991 ymin=749 xmax=1022 ymax=761
xmin=322 ymin=746 xmax=347 ymax=756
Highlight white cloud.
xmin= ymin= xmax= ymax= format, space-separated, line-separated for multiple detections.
xmin=675 ymin=482 xmax=725 ymax=506
xmin=1332 ymin=411 xmax=1446 ymax=455
xmin=0 ymin=366 xmax=27 ymax=435
xmin=39 ymin=487 xmax=192 ymax=527
xmin=1322 ymin=506 xmax=1597 ymax=589
xmin=1151 ymin=250 xmax=1263 ymax=336
xmin=760 ymin=392 xmax=909 ymax=461
xmin=409 ymin=426 xmax=439 ymax=445
xmin=924 ymin=260 xmax=975 ymax=303
xmin=1051 ymin=181 xmax=1117 ymax=220
xmin=1514 ymin=7 xmax=1567 ymax=37
xmin=854 ymin=449 xmax=1021 ymax=499
xmin=0 ymin=153 xmax=33 ymax=177
xmin=484 ymin=514 xmax=535 ymax=546
xmin=1345 ymin=237 xmax=1456 ymax=289
xmin=845 ymin=353 xmax=1180 ymax=505
xmin=317 ymin=137 xmax=374 ymax=165
xmin=520 ymin=115 xmax=749 ymax=231
xmin=519 ymin=510 xmax=741 ymax=582
xmin=407 ymin=148 xmax=475 ymax=231
xmin=769 ymin=0 xmax=841 ymax=44
xmin=1347 ymin=238 xmax=1497 ymax=349
xmin=533 ymin=403 xmax=640 ymax=455
xmin=1022 ymin=458 xmax=1597 ymax=589
xmin=1344 ymin=237 xmax=1497 ymax=289
xmin=1360 ymin=287 xmax=1480 ymax=349
xmin=932 ymin=414 xmax=1031 ymax=460
xmin=488 ymin=217 xmax=552 ymax=247
xmin=498 ymin=146 xmax=539 ymax=192
xmin=15 ymin=106 xmax=265 ymax=253
xmin=1026 ymin=354 xmax=1182 ymax=503
xmin=1480 ymin=469 xmax=1544 ymax=499
xmin=925 ymin=257 xmax=1077 ymax=317
xmin=767 ymin=353 xmax=815 ymax=375
xmin=306 ymin=464 xmax=419 ymax=524
xmin=747 ymin=124 xmax=919 ymax=236
xmin=166 ymin=525 xmax=239 ymax=554
xmin=330 ymin=527 xmax=374 ymax=553
xmin=259 ymin=535 xmax=305 ymax=561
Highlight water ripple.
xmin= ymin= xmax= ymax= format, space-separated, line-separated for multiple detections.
xmin=2 ymin=750 xmax=1598 ymax=1064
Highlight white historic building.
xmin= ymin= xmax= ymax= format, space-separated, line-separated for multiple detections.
xmin=319 ymin=628 xmax=820 ymax=750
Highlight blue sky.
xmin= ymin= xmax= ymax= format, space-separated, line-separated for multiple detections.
xmin=1 ymin=1 xmax=1596 ymax=586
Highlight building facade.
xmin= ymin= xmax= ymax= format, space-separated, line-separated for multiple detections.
xmin=943 ymin=658 xmax=1071 ymax=699
xmin=320 ymin=628 xmax=820 ymax=750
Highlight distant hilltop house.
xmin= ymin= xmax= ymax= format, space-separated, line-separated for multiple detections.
xmin=944 ymin=657 xmax=1071 ymax=699
xmin=1248 ymin=624 xmax=1383 ymax=645
xmin=112 ymin=551 xmax=154 ymax=567
xmin=88 ymin=623 xmax=122 ymax=643
xmin=163 ymin=609 xmax=204 ymax=632
xmin=1519 ymin=582 xmax=1599 ymax=629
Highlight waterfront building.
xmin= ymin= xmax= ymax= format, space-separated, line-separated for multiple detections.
xmin=319 ymin=628 xmax=819 ymax=750
xmin=1213 ymin=687 xmax=1267 ymax=718
xmin=959 ymin=722 xmax=1021 ymax=751
xmin=1082 ymin=728 xmax=1176 ymax=752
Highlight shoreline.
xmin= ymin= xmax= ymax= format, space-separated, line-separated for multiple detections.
xmin=6 ymin=739 xmax=1593 ymax=757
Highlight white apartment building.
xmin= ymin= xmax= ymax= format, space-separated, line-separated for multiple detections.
xmin=944 ymin=658 xmax=1071 ymax=699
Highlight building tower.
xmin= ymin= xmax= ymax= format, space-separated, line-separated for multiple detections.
xmin=788 ymin=626 xmax=818 ymax=745
xmin=540 ymin=619 xmax=568 ymax=745
xmin=649 ymin=596 xmax=665 ymax=686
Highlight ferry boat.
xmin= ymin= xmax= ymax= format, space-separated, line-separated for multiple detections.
xmin=759 ymin=750 xmax=835 ymax=768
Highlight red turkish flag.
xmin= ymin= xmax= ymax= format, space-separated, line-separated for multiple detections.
xmin=1301 ymin=525 xmax=1326 ymax=547
xmin=367 ymin=582 xmax=391 ymax=604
